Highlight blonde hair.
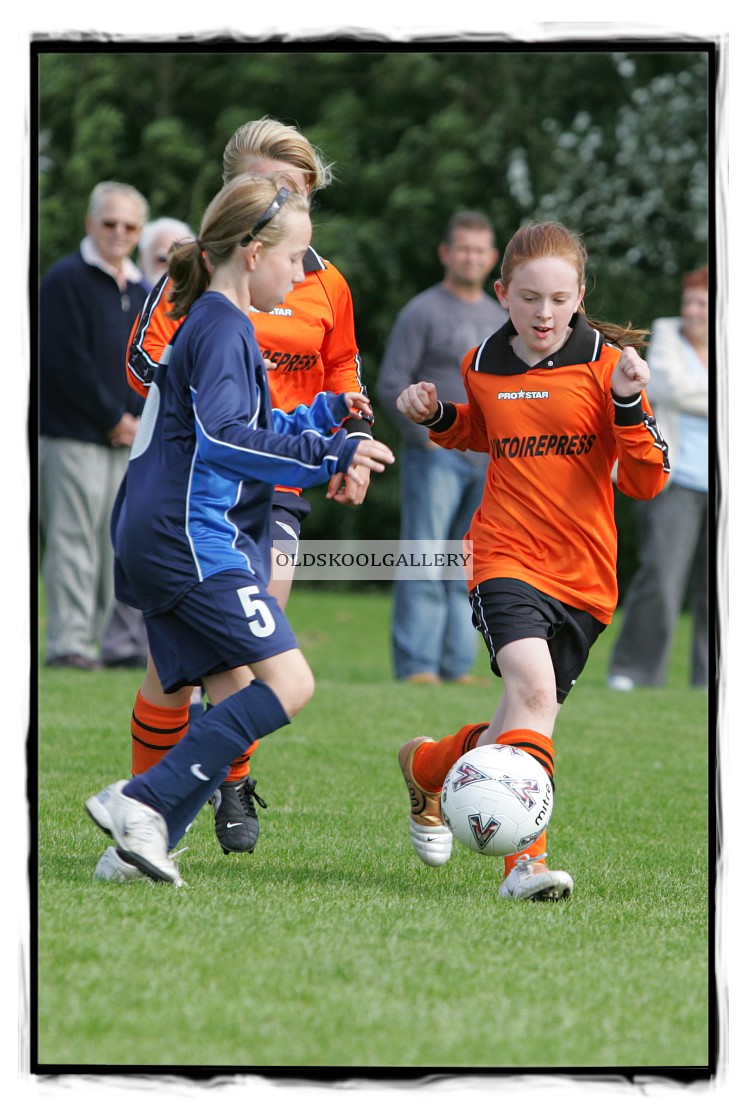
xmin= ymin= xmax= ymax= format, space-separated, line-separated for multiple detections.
xmin=167 ymin=174 xmax=309 ymax=319
xmin=222 ymin=116 xmax=334 ymax=193
xmin=502 ymin=221 xmax=649 ymax=350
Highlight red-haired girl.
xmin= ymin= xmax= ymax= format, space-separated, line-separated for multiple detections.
xmin=395 ymin=221 xmax=669 ymax=900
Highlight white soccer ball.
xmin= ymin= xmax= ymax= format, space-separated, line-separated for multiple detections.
xmin=441 ymin=743 xmax=553 ymax=857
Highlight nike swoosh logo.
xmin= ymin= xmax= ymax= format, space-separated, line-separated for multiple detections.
xmin=190 ymin=763 xmax=210 ymax=781
xmin=226 ymin=822 xmax=242 ymax=828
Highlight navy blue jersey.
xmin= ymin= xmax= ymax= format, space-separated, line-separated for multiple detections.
xmin=113 ymin=291 xmax=363 ymax=615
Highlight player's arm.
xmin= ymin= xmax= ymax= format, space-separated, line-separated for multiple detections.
xmin=315 ymin=266 xmax=374 ymax=504
xmin=126 ymin=274 xmax=181 ymax=396
xmin=271 ymin=391 xmax=373 ymax=438
xmin=191 ymin=331 xmax=386 ymax=490
xmin=395 ymin=352 xmax=489 ymax=453
xmin=197 ymin=409 xmax=388 ymax=491
xmin=315 ymin=266 xmax=368 ymax=405
xmin=609 ymin=347 xmax=670 ymax=500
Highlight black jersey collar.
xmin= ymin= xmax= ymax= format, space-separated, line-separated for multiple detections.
xmin=472 ymin=312 xmax=605 ymax=376
xmin=303 ymin=246 xmax=327 ymax=274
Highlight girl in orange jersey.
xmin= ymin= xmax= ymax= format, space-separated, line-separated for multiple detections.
xmin=395 ymin=221 xmax=669 ymax=901
xmin=96 ymin=119 xmax=371 ymax=880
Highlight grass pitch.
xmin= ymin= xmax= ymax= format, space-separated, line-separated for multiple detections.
xmin=33 ymin=586 xmax=714 ymax=1076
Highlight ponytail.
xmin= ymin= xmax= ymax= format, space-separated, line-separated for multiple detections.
xmin=165 ymin=173 xmax=309 ymax=320
xmin=585 ymin=315 xmax=650 ymax=351
xmin=167 ymin=240 xmax=210 ymax=321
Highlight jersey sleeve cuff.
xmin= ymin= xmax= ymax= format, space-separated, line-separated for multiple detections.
xmin=612 ymin=389 xmax=645 ymax=426
xmin=419 ymin=401 xmax=457 ymax=432
xmin=342 ymin=414 xmax=374 ymax=436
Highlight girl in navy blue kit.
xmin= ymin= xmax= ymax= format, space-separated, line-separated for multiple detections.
xmin=85 ymin=174 xmax=394 ymax=884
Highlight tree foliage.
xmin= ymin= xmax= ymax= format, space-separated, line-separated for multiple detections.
xmin=35 ymin=42 xmax=714 ymax=584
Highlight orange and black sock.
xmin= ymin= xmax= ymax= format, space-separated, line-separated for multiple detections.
xmin=495 ymin=728 xmax=554 ymax=876
xmin=131 ymin=691 xmax=191 ymax=776
xmin=203 ymin=700 xmax=259 ymax=783
xmin=225 ymin=740 xmax=259 ymax=784
xmin=411 ymin=722 xmax=490 ymax=793
xmin=495 ymin=727 xmax=554 ymax=783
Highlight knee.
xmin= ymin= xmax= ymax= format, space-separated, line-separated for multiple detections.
xmin=278 ymin=661 xmax=316 ymax=719
xmin=516 ymin=682 xmax=557 ymax=720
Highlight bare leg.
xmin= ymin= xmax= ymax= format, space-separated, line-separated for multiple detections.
xmin=476 ymin=637 xmax=560 ymax=745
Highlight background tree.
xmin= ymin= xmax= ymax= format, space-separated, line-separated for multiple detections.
xmin=35 ymin=42 xmax=714 ymax=588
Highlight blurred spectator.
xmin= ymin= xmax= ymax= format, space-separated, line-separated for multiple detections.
xmin=377 ymin=211 xmax=507 ymax=684
xmin=607 ymin=266 xmax=709 ymax=690
xmin=40 ymin=181 xmax=149 ymax=669
xmin=137 ymin=217 xmax=194 ymax=289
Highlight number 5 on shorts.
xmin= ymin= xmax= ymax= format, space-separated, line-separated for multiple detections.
xmin=237 ymin=585 xmax=277 ymax=638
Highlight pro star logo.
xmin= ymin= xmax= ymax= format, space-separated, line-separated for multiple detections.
xmin=468 ymin=812 xmax=503 ymax=851
xmin=497 ymin=389 xmax=550 ymax=400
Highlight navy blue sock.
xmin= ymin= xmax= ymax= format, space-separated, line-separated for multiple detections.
xmin=124 ymin=680 xmax=290 ymax=848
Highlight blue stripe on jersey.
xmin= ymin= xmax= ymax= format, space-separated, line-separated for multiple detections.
xmin=113 ymin=291 xmax=362 ymax=616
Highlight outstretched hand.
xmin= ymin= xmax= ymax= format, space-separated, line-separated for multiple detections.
xmin=344 ymin=438 xmax=394 ymax=488
xmin=326 ymin=467 xmax=371 ymax=505
xmin=396 ymin=381 xmax=439 ymax=423
xmin=343 ymin=391 xmax=374 ymax=423
xmin=611 ymin=346 xmax=651 ymax=398
xmin=325 ymin=392 xmax=377 ymax=504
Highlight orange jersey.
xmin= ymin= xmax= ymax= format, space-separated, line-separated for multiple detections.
xmin=127 ymin=246 xmax=365 ymax=409
xmin=425 ymin=315 xmax=669 ymax=623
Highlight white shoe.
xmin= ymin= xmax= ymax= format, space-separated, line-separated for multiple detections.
xmin=94 ymin=846 xmax=146 ymax=882
xmin=408 ymin=818 xmax=454 ymax=866
xmin=398 ymin=737 xmax=453 ymax=866
xmin=499 ymin=853 xmax=573 ymax=901
xmin=86 ymin=781 xmax=184 ymax=886
xmin=607 ymin=674 xmax=635 ymax=691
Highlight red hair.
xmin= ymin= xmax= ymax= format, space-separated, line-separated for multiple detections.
xmin=683 ymin=266 xmax=708 ymax=291
xmin=501 ymin=221 xmax=648 ymax=350
xmin=501 ymin=222 xmax=586 ymax=289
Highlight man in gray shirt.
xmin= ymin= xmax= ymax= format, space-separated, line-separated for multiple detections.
xmin=377 ymin=211 xmax=507 ymax=683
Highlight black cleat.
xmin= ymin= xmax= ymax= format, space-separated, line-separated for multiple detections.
xmin=210 ymin=778 xmax=268 ymax=854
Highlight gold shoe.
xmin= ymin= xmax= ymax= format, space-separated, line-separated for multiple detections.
xmin=398 ymin=737 xmax=452 ymax=866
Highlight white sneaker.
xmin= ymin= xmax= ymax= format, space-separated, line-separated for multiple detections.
xmin=607 ymin=674 xmax=635 ymax=691
xmin=86 ymin=781 xmax=184 ymax=886
xmin=499 ymin=853 xmax=573 ymax=901
xmin=398 ymin=737 xmax=453 ymax=866
xmin=94 ymin=846 xmax=146 ymax=882
xmin=408 ymin=818 xmax=454 ymax=866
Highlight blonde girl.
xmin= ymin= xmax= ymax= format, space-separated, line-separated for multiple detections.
xmin=86 ymin=175 xmax=393 ymax=884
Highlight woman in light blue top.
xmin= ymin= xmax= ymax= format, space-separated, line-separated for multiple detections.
xmin=608 ymin=266 xmax=709 ymax=690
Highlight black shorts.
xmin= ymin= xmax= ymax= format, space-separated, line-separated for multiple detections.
xmin=270 ymin=492 xmax=312 ymax=558
xmin=468 ymin=578 xmax=606 ymax=702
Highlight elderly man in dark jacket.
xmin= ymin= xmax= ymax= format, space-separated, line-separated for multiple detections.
xmin=40 ymin=180 xmax=150 ymax=669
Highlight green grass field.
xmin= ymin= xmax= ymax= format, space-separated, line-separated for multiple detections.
xmin=34 ymin=585 xmax=714 ymax=1075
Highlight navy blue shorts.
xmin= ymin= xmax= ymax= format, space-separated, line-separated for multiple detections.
xmin=468 ymin=578 xmax=606 ymax=702
xmin=270 ymin=492 xmax=312 ymax=558
xmin=146 ymin=569 xmax=298 ymax=693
